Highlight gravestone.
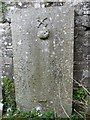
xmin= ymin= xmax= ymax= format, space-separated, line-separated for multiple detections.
xmin=11 ymin=4 xmax=74 ymax=117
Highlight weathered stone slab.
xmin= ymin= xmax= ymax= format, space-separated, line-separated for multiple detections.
xmin=11 ymin=6 xmax=74 ymax=117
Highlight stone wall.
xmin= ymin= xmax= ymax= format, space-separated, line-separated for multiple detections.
xmin=0 ymin=3 xmax=3 ymax=116
xmin=0 ymin=23 xmax=3 ymax=116
xmin=0 ymin=0 xmax=90 ymax=117
xmin=74 ymin=1 xmax=90 ymax=88
xmin=0 ymin=2 xmax=13 ymax=79
xmin=74 ymin=1 xmax=90 ymax=113
xmin=0 ymin=2 xmax=13 ymax=115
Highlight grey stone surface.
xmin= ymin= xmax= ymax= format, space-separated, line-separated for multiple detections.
xmin=74 ymin=1 xmax=90 ymax=114
xmin=11 ymin=6 xmax=74 ymax=117
xmin=1 ymin=0 xmax=66 ymax=2
xmin=0 ymin=23 xmax=13 ymax=115
xmin=1 ymin=23 xmax=13 ymax=79
xmin=0 ymin=23 xmax=4 ymax=116
xmin=0 ymin=91 xmax=3 ymax=116
xmin=74 ymin=2 xmax=90 ymax=88
xmin=1 ymin=0 xmax=89 ymax=3
xmin=0 ymin=2 xmax=3 ymax=22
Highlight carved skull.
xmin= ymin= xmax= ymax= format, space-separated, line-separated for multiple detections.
xmin=37 ymin=28 xmax=49 ymax=40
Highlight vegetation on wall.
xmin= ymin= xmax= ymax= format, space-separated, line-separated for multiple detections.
xmin=73 ymin=88 xmax=87 ymax=101
xmin=2 ymin=77 xmax=16 ymax=113
xmin=1 ymin=77 xmax=86 ymax=120
xmin=1 ymin=77 xmax=87 ymax=120
xmin=2 ymin=2 xmax=7 ymax=22
xmin=2 ymin=108 xmax=84 ymax=120
xmin=0 ymin=1 xmax=90 ymax=120
xmin=73 ymin=84 xmax=90 ymax=119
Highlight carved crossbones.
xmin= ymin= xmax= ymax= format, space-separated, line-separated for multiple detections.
xmin=37 ymin=17 xmax=48 ymax=28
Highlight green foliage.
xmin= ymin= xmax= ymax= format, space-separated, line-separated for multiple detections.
xmin=87 ymin=98 xmax=90 ymax=105
xmin=73 ymin=88 xmax=88 ymax=119
xmin=3 ymin=108 xmax=55 ymax=120
xmin=73 ymin=88 xmax=87 ymax=101
xmin=2 ymin=77 xmax=16 ymax=112
xmin=14 ymin=109 xmax=36 ymax=118
xmin=2 ymin=2 xmax=7 ymax=22
xmin=0 ymin=2 xmax=2 ymax=12
xmin=42 ymin=111 xmax=55 ymax=119
xmin=70 ymin=114 xmax=84 ymax=120
xmin=1 ymin=109 xmax=84 ymax=120
xmin=1 ymin=78 xmax=88 ymax=120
